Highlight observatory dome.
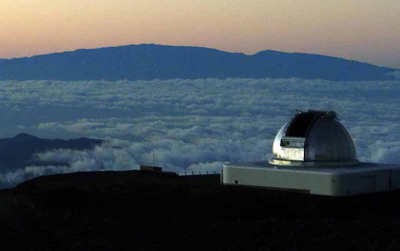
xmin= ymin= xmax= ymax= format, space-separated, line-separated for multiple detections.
xmin=270 ymin=110 xmax=358 ymax=167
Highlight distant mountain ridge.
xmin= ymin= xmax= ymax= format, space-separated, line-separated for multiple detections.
xmin=0 ymin=44 xmax=397 ymax=81
xmin=0 ymin=133 xmax=102 ymax=174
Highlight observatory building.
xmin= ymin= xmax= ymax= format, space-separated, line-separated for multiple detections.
xmin=221 ymin=110 xmax=400 ymax=196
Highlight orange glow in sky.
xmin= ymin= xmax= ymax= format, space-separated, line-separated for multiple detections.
xmin=1 ymin=0 xmax=399 ymax=68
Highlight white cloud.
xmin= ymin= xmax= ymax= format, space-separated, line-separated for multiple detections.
xmin=187 ymin=162 xmax=226 ymax=174
xmin=0 ymin=165 xmax=71 ymax=188
xmin=363 ymin=141 xmax=400 ymax=164
xmin=1 ymin=78 xmax=400 ymax=187
xmin=387 ymin=71 xmax=400 ymax=80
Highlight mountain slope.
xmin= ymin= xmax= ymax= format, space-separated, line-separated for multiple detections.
xmin=0 ymin=44 xmax=397 ymax=81
xmin=0 ymin=133 xmax=102 ymax=173
xmin=2 ymin=170 xmax=400 ymax=250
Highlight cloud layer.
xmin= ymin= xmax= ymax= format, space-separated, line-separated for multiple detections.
xmin=388 ymin=71 xmax=400 ymax=80
xmin=1 ymin=78 xmax=400 ymax=187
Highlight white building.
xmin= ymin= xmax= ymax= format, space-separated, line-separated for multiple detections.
xmin=221 ymin=110 xmax=400 ymax=196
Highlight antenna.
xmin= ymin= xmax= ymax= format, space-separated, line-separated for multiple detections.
xmin=152 ymin=151 xmax=155 ymax=166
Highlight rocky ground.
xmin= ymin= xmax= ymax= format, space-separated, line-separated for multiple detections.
xmin=1 ymin=170 xmax=400 ymax=250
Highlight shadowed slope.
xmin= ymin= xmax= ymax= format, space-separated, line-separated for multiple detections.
xmin=0 ymin=134 xmax=103 ymax=173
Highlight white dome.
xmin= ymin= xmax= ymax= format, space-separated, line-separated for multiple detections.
xmin=270 ymin=110 xmax=358 ymax=166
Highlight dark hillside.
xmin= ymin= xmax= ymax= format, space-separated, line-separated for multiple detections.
xmin=0 ymin=133 xmax=103 ymax=174
xmin=1 ymin=170 xmax=400 ymax=250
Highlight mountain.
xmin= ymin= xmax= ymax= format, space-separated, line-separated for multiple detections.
xmin=0 ymin=44 xmax=397 ymax=81
xmin=0 ymin=133 xmax=103 ymax=173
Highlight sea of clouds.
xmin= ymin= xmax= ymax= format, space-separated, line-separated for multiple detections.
xmin=0 ymin=78 xmax=400 ymax=187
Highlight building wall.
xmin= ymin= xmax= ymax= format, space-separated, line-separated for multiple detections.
xmin=222 ymin=164 xmax=400 ymax=196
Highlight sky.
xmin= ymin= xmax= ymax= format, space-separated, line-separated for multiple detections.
xmin=0 ymin=0 xmax=399 ymax=68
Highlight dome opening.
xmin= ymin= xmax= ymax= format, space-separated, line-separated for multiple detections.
xmin=286 ymin=110 xmax=337 ymax=137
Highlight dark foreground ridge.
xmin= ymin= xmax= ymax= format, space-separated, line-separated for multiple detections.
xmin=1 ymin=170 xmax=400 ymax=250
xmin=0 ymin=44 xmax=398 ymax=81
